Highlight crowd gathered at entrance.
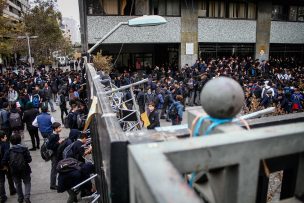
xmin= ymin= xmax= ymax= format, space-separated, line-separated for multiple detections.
xmin=109 ymin=56 xmax=304 ymax=129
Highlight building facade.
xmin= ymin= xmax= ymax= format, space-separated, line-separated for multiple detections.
xmin=61 ymin=17 xmax=81 ymax=45
xmin=3 ymin=0 xmax=30 ymax=21
xmin=78 ymin=0 xmax=304 ymax=70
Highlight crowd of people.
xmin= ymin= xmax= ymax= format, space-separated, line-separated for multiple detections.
xmin=0 ymin=64 xmax=95 ymax=203
xmin=0 ymin=55 xmax=303 ymax=202
xmin=108 ymin=56 xmax=304 ymax=129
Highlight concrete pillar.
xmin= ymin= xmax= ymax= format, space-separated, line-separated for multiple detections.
xmin=78 ymin=0 xmax=88 ymax=52
xmin=180 ymin=0 xmax=198 ymax=67
xmin=255 ymin=0 xmax=272 ymax=61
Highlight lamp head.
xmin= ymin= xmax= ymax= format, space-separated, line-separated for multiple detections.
xmin=128 ymin=15 xmax=167 ymax=27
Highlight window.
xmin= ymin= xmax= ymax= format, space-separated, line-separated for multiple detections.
xmin=166 ymin=0 xmax=180 ymax=16
xmin=289 ymin=6 xmax=297 ymax=21
xmin=298 ymin=7 xmax=304 ymax=21
xmin=198 ymin=0 xmax=207 ymax=17
xmin=247 ymin=2 xmax=256 ymax=19
xmin=272 ymin=5 xmax=284 ymax=20
xmin=150 ymin=0 xmax=180 ymax=16
xmin=208 ymin=1 xmax=225 ymax=18
xmin=100 ymin=0 xmax=118 ymax=15
xmin=229 ymin=1 xmax=247 ymax=19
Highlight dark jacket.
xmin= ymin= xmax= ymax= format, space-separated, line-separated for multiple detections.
xmin=57 ymin=162 xmax=94 ymax=193
xmin=0 ymin=141 xmax=10 ymax=170
xmin=68 ymin=140 xmax=85 ymax=163
xmin=2 ymin=144 xmax=32 ymax=176
xmin=23 ymin=108 xmax=39 ymax=130
xmin=147 ymin=110 xmax=160 ymax=129
xmin=9 ymin=109 xmax=24 ymax=131
xmin=67 ymin=111 xmax=78 ymax=129
xmin=47 ymin=133 xmax=60 ymax=154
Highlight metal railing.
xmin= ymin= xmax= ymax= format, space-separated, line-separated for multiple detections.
xmin=128 ymin=122 xmax=304 ymax=203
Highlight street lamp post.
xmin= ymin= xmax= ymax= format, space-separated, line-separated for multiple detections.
xmin=17 ymin=34 xmax=38 ymax=73
xmin=87 ymin=15 xmax=167 ymax=54
xmin=87 ymin=15 xmax=167 ymax=130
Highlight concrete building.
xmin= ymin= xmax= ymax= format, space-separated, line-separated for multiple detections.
xmin=3 ymin=0 xmax=30 ymax=21
xmin=78 ymin=0 xmax=304 ymax=70
xmin=61 ymin=17 xmax=81 ymax=44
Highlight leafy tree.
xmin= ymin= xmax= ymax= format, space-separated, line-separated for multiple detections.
xmin=93 ymin=52 xmax=112 ymax=74
xmin=16 ymin=0 xmax=68 ymax=65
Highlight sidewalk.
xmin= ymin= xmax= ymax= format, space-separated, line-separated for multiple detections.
xmin=5 ymin=104 xmax=69 ymax=203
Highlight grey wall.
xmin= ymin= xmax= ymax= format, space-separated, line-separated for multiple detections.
xmin=198 ymin=18 xmax=256 ymax=43
xmin=270 ymin=21 xmax=304 ymax=44
xmin=87 ymin=16 xmax=304 ymax=45
xmin=87 ymin=16 xmax=180 ymax=44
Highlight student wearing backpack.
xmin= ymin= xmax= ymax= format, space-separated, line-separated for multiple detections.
xmin=56 ymin=129 xmax=81 ymax=162
xmin=58 ymin=90 xmax=68 ymax=124
xmin=2 ymin=134 xmax=32 ymax=203
xmin=0 ymin=131 xmax=16 ymax=203
xmin=67 ymin=103 xmax=79 ymax=129
xmin=8 ymin=102 xmax=24 ymax=139
xmin=63 ymin=133 xmax=92 ymax=163
xmin=30 ymin=90 xmax=41 ymax=109
xmin=47 ymin=122 xmax=64 ymax=190
xmin=23 ymin=102 xmax=40 ymax=151
xmin=168 ymin=95 xmax=184 ymax=125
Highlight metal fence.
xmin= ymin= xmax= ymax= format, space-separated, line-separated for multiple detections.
xmin=86 ymin=62 xmax=304 ymax=203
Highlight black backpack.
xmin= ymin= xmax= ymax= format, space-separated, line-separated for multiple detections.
xmin=40 ymin=139 xmax=53 ymax=161
xmin=9 ymin=150 xmax=27 ymax=174
xmin=168 ymin=104 xmax=178 ymax=119
xmin=56 ymin=139 xmax=70 ymax=161
xmin=56 ymin=158 xmax=81 ymax=173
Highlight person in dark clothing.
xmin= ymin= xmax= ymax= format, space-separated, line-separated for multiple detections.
xmin=23 ymin=102 xmax=40 ymax=150
xmin=2 ymin=134 xmax=32 ymax=203
xmin=147 ymin=102 xmax=160 ymax=130
xmin=67 ymin=103 xmax=79 ymax=129
xmin=9 ymin=102 xmax=24 ymax=139
xmin=57 ymin=161 xmax=95 ymax=203
xmin=0 ymin=131 xmax=16 ymax=203
xmin=56 ymin=129 xmax=81 ymax=162
xmin=0 ymin=103 xmax=11 ymax=141
xmin=47 ymin=122 xmax=64 ymax=190
xmin=65 ymin=133 xmax=92 ymax=163
xmin=58 ymin=90 xmax=68 ymax=124
xmin=136 ymin=87 xmax=145 ymax=114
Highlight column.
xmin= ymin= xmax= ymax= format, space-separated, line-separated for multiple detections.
xmin=180 ymin=0 xmax=198 ymax=67
xmin=255 ymin=0 xmax=272 ymax=61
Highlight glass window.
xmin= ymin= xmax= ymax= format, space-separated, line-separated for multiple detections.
xmin=166 ymin=0 xmax=180 ymax=16
xmin=238 ymin=3 xmax=246 ymax=18
xmin=100 ymin=0 xmax=118 ymax=15
xmin=272 ymin=5 xmax=283 ymax=20
xmin=208 ymin=1 xmax=225 ymax=18
xmin=248 ymin=2 xmax=256 ymax=19
xmin=298 ymin=7 xmax=304 ymax=21
xmin=229 ymin=3 xmax=237 ymax=18
xmin=198 ymin=0 xmax=207 ymax=17
xmin=289 ymin=6 xmax=297 ymax=21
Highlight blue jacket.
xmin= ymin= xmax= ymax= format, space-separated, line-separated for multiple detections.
xmin=169 ymin=101 xmax=184 ymax=120
xmin=37 ymin=113 xmax=53 ymax=134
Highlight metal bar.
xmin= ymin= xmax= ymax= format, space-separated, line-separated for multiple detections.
xmin=72 ymin=174 xmax=98 ymax=191
xmin=88 ymin=22 xmax=128 ymax=54
xmin=234 ymin=107 xmax=275 ymax=121
xmin=91 ymin=194 xmax=101 ymax=203
xmin=130 ymin=87 xmax=142 ymax=129
xmin=101 ymin=79 xmax=148 ymax=94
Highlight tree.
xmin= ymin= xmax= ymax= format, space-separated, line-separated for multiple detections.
xmin=93 ymin=52 xmax=112 ymax=74
xmin=16 ymin=0 xmax=67 ymax=65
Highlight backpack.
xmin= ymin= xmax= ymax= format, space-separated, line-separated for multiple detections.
xmin=56 ymin=158 xmax=81 ymax=173
xmin=40 ymin=139 xmax=53 ymax=161
xmin=32 ymin=95 xmax=40 ymax=108
xmin=62 ymin=142 xmax=75 ymax=159
xmin=168 ymin=104 xmax=178 ymax=119
xmin=56 ymin=139 xmax=70 ymax=161
xmin=63 ymin=116 xmax=70 ymax=128
xmin=77 ymin=114 xmax=86 ymax=130
xmin=9 ymin=112 xmax=22 ymax=128
xmin=9 ymin=150 xmax=27 ymax=174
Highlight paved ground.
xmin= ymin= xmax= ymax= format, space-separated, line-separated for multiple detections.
xmin=5 ymin=104 xmax=69 ymax=203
